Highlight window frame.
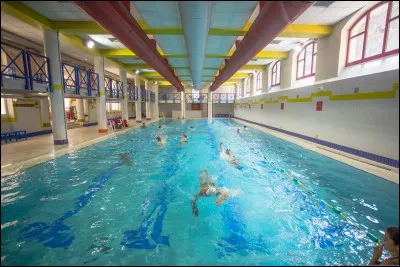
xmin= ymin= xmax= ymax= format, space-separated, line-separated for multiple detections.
xmin=245 ymin=77 xmax=250 ymax=94
xmin=296 ymin=41 xmax=317 ymax=80
xmin=271 ymin=60 xmax=281 ymax=87
xmin=346 ymin=1 xmax=399 ymax=67
xmin=256 ymin=71 xmax=262 ymax=91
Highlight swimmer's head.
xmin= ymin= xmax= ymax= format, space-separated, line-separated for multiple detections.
xmin=156 ymin=137 xmax=162 ymax=141
xmin=206 ymin=187 xmax=217 ymax=196
xmin=226 ymin=149 xmax=231 ymax=155
xmin=183 ymin=135 xmax=187 ymax=138
xmin=244 ymin=126 xmax=247 ymax=128
xmin=158 ymin=125 xmax=162 ymax=128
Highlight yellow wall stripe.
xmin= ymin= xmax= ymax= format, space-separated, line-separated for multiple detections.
xmin=53 ymin=84 xmax=63 ymax=90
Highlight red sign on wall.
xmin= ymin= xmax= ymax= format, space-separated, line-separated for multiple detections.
xmin=316 ymin=101 xmax=323 ymax=111
xmin=280 ymin=103 xmax=284 ymax=110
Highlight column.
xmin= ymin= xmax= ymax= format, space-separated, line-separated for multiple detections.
xmin=83 ymin=99 xmax=89 ymax=119
xmin=76 ymin=98 xmax=85 ymax=122
xmin=135 ymin=73 xmax=142 ymax=122
xmin=145 ymin=80 xmax=151 ymax=120
xmin=43 ymin=29 xmax=68 ymax=145
xmin=251 ymin=71 xmax=257 ymax=95
xmin=94 ymin=56 xmax=107 ymax=132
xmin=208 ymin=91 xmax=213 ymax=119
xmin=40 ymin=98 xmax=50 ymax=128
xmin=153 ymin=83 xmax=159 ymax=119
xmin=180 ymin=91 xmax=185 ymax=119
xmin=119 ymin=67 xmax=129 ymax=122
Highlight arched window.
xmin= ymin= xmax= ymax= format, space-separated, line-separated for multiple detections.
xmin=238 ymin=82 xmax=242 ymax=96
xmin=271 ymin=60 xmax=281 ymax=86
xmin=346 ymin=1 xmax=399 ymax=66
xmin=256 ymin=71 xmax=262 ymax=90
xmin=245 ymin=77 xmax=250 ymax=94
xmin=296 ymin=42 xmax=317 ymax=80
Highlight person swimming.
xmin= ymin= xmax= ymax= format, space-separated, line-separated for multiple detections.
xmin=243 ymin=125 xmax=248 ymax=129
xmin=141 ymin=122 xmax=146 ymax=128
xmin=219 ymin=142 xmax=239 ymax=166
xmin=156 ymin=136 xmax=168 ymax=145
xmin=119 ymin=152 xmax=133 ymax=166
xmin=189 ymin=126 xmax=195 ymax=130
xmin=237 ymin=128 xmax=241 ymax=134
xmin=158 ymin=125 xmax=166 ymax=129
xmin=180 ymin=134 xmax=188 ymax=143
xmin=190 ymin=169 xmax=230 ymax=217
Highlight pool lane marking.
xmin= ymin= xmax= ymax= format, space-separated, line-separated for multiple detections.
xmin=17 ymin=163 xmax=122 ymax=249
xmin=206 ymin=121 xmax=268 ymax=257
xmin=221 ymin=119 xmax=380 ymax=244
xmin=120 ymin=121 xmax=188 ymax=249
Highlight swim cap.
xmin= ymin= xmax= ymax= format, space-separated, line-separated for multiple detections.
xmin=206 ymin=187 xmax=217 ymax=196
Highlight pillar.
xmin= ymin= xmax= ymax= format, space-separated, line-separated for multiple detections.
xmin=180 ymin=91 xmax=185 ymax=119
xmin=40 ymin=98 xmax=50 ymax=128
xmin=94 ymin=56 xmax=107 ymax=132
xmin=208 ymin=92 xmax=213 ymax=119
xmin=119 ymin=67 xmax=129 ymax=121
xmin=76 ymin=98 xmax=85 ymax=122
xmin=83 ymin=99 xmax=89 ymax=118
xmin=43 ymin=29 xmax=68 ymax=145
xmin=135 ymin=73 xmax=142 ymax=122
xmin=145 ymin=80 xmax=151 ymax=120
xmin=153 ymin=83 xmax=159 ymax=119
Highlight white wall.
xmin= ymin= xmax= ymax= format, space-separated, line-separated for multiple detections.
xmin=128 ymin=102 xmax=136 ymax=118
xmin=159 ymin=103 xmax=181 ymax=117
xmin=213 ymin=104 xmax=234 ymax=116
xmin=234 ymin=69 xmax=399 ymax=161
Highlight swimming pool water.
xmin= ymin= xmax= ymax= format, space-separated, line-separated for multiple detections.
xmin=1 ymin=119 xmax=398 ymax=266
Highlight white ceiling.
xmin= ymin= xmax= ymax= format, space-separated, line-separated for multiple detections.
xmin=22 ymin=1 xmax=93 ymax=21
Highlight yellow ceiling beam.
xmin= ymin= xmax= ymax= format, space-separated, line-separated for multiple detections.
xmin=222 ymin=82 xmax=237 ymax=86
xmin=52 ymin=21 xmax=107 ymax=34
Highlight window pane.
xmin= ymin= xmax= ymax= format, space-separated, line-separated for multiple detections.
xmin=297 ymin=60 xmax=304 ymax=78
xmin=348 ymin=34 xmax=364 ymax=63
xmin=313 ymin=43 xmax=318 ymax=54
xmin=391 ymin=1 xmax=399 ymax=19
xmin=365 ymin=3 xmax=389 ymax=58
xmin=351 ymin=16 xmax=367 ymax=37
xmin=312 ymin=54 xmax=317 ymax=74
xmin=277 ymin=65 xmax=280 ymax=84
xmin=304 ymin=44 xmax=313 ymax=75
xmin=386 ymin=19 xmax=399 ymax=51
xmin=298 ymin=50 xmax=305 ymax=61
xmin=271 ymin=72 xmax=275 ymax=85
xmin=1 ymin=98 xmax=6 ymax=115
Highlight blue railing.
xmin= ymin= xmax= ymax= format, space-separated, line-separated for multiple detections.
xmin=212 ymin=93 xmax=235 ymax=103
xmin=185 ymin=93 xmax=208 ymax=103
xmin=105 ymin=76 xmax=123 ymax=99
xmin=1 ymin=42 xmax=51 ymax=91
xmin=62 ymin=63 xmax=99 ymax=96
xmin=158 ymin=92 xmax=181 ymax=103
xmin=127 ymin=83 xmax=137 ymax=101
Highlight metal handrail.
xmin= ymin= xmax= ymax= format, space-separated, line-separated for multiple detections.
xmin=62 ymin=62 xmax=99 ymax=96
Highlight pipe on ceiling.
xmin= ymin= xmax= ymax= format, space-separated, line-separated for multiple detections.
xmin=210 ymin=1 xmax=314 ymax=91
xmin=73 ymin=1 xmax=183 ymax=91
xmin=178 ymin=1 xmax=214 ymax=91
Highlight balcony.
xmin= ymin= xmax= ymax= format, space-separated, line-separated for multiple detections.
xmin=105 ymin=76 xmax=122 ymax=99
xmin=212 ymin=93 xmax=235 ymax=103
xmin=158 ymin=92 xmax=181 ymax=103
xmin=62 ymin=63 xmax=99 ymax=97
xmin=1 ymin=42 xmax=51 ymax=93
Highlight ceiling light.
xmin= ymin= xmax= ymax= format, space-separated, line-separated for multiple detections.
xmin=85 ymin=40 xmax=94 ymax=49
xmin=155 ymin=81 xmax=158 ymax=84
xmin=135 ymin=70 xmax=140 ymax=74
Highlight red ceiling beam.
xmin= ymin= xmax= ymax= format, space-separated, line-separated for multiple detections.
xmin=73 ymin=1 xmax=183 ymax=91
xmin=210 ymin=1 xmax=314 ymax=91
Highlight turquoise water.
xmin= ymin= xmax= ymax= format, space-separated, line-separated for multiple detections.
xmin=1 ymin=119 xmax=398 ymax=266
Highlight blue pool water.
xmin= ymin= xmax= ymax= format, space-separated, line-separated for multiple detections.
xmin=1 ymin=119 xmax=398 ymax=266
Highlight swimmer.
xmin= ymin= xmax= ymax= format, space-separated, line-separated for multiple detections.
xmin=119 ymin=152 xmax=133 ymax=166
xmin=141 ymin=122 xmax=147 ymax=128
xmin=189 ymin=126 xmax=195 ymax=130
xmin=156 ymin=136 xmax=168 ymax=145
xmin=190 ymin=169 xmax=230 ymax=216
xmin=158 ymin=125 xmax=166 ymax=129
xmin=180 ymin=134 xmax=188 ymax=143
xmin=237 ymin=128 xmax=241 ymax=134
xmin=219 ymin=142 xmax=239 ymax=166
xmin=243 ymin=125 xmax=248 ymax=130
xmin=369 ymin=227 xmax=399 ymax=265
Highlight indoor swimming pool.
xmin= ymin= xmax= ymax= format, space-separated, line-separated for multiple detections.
xmin=1 ymin=119 xmax=398 ymax=266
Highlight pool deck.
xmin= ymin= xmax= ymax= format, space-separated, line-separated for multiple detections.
xmin=1 ymin=119 xmax=160 ymax=177
xmin=232 ymin=118 xmax=399 ymax=185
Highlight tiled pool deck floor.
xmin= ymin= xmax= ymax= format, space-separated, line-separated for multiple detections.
xmin=1 ymin=118 xmax=398 ymax=184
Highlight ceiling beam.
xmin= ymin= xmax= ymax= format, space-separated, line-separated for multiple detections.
xmin=100 ymin=49 xmax=288 ymax=59
xmin=49 ymin=22 xmax=332 ymax=38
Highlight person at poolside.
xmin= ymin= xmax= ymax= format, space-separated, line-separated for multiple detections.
xmin=190 ymin=169 xmax=230 ymax=216
xmin=180 ymin=134 xmax=188 ymax=143
xmin=141 ymin=122 xmax=147 ymax=128
xmin=219 ymin=142 xmax=239 ymax=166
xmin=369 ymin=227 xmax=399 ymax=265
xmin=119 ymin=152 xmax=133 ymax=166
xmin=156 ymin=136 xmax=168 ymax=145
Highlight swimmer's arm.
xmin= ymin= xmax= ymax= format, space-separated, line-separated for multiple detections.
xmin=190 ymin=192 xmax=201 ymax=216
xmin=215 ymin=193 xmax=229 ymax=206
xmin=220 ymin=142 xmax=223 ymax=153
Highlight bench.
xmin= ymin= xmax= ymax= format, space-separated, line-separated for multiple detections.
xmin=1 ymin=130 xmax=27 ymax=143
